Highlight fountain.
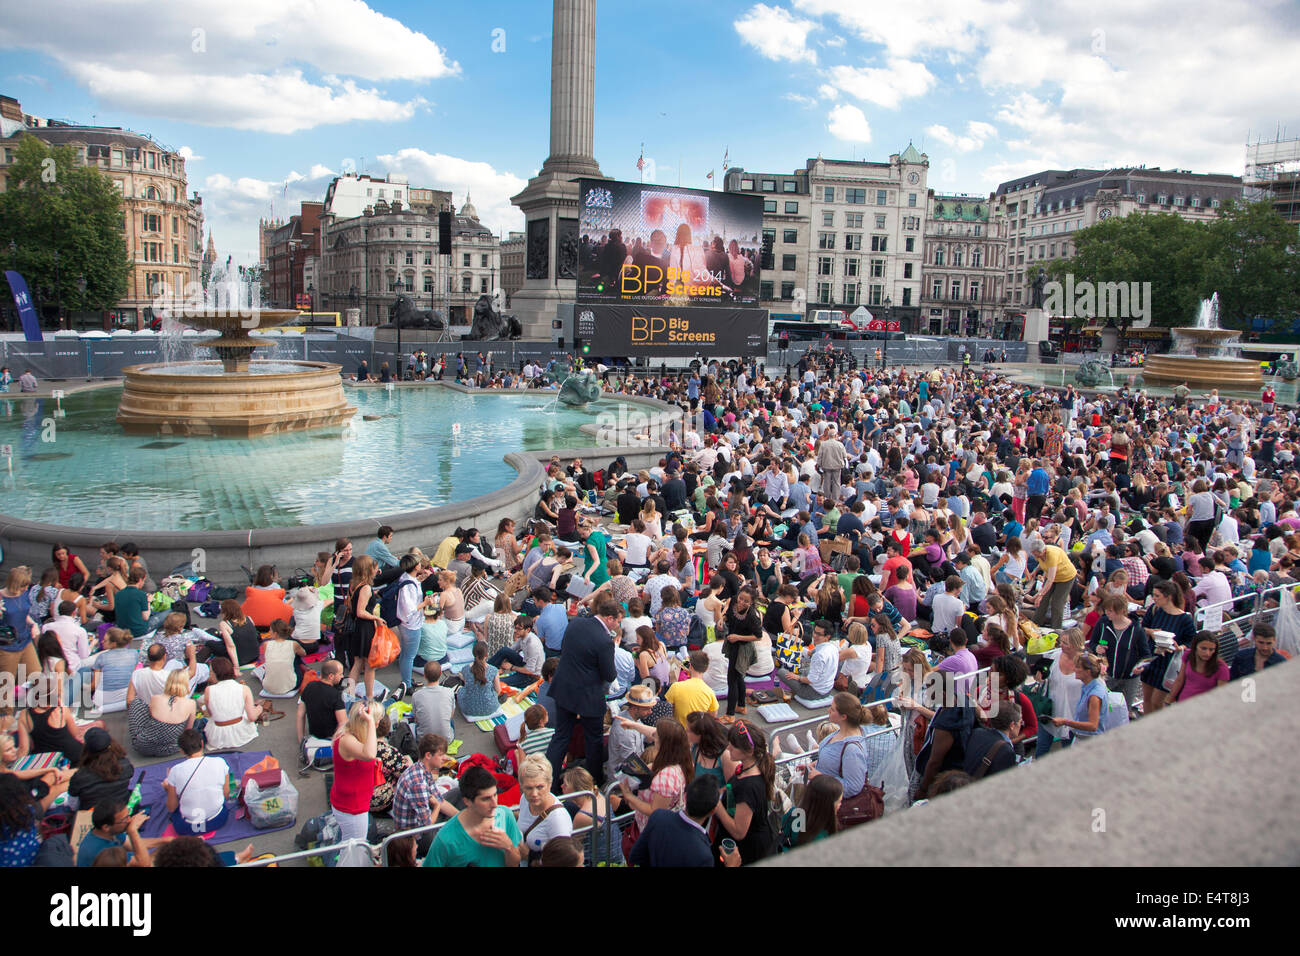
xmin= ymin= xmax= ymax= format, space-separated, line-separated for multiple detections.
xmin=1142 ymin=293 xmax=1262 ymax=388
xmin=116 ymin=279 xmax=355 ymax=437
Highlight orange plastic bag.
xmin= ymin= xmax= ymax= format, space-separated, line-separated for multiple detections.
xmin=369 ymin=622 xmax=400 ymax=669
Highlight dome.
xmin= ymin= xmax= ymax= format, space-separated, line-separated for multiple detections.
xmin=460 ymin=192 xmax=479 ymax=220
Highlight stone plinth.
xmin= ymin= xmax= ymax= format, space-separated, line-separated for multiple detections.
xmin=116 ymin=361 xmax=356 ymax=437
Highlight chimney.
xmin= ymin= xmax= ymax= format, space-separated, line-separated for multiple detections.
xmin=0 ymin=96 xmax=22 ymax=123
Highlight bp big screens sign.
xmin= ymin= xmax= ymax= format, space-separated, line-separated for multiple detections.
xmin=578 ymin=305 xmax=767 ymax=358
xmin=577 ymin=179 xmax=763 ymax=306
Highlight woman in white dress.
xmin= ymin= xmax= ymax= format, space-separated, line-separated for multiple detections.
xmin=1036 ymin=627 xmax=1085 ymax=757
xmin=202 ymin=657 xmax=262 ymax=751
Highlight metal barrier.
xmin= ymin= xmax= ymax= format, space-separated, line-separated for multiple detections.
xmin=236 ymin=837 xmax=374 ymax=868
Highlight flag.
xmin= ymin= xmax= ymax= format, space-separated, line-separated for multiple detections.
xmin=636 ymin=151 xmax=645 ymax=171
xmin=722 ymin=147 xmax=729 ymax=171
xmin=706 ymin=170 xmax=714 ymax=179
xmin=282 ymin=181 xmax=288 ymax=197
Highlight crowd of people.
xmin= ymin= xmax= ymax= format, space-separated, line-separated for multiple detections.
xmin=2 ymin=343 xmax=1296 ymax=868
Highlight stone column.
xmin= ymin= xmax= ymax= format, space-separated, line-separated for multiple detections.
xmin=543 ymin=0 xmax=600 ymax=177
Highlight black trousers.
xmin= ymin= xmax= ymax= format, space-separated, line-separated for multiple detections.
xmin=1026 ymin=494 xmax=1048 ymax=521
xmin=726 ymin=657 xmax=747 ymax=716
xmin=545 ymin=705 xmax=605 ymax=791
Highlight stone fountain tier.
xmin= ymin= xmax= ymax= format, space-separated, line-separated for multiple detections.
xmin=1143 ymin=326 xmax=1262 ymax=387
xmin=117 ymin=361 xmax=357 ymax=437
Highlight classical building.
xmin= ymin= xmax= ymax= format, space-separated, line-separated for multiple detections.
xmin=724 ymin=145 xmax=928 ymax=329
xmin=919 ymin=192 xmax=1008 ymax=337
xmin=500 ymin=231 xmax=525 ymax=308
xmin=320 ymin=173 xmax=452 ymax=221
xmin=0 ymin=94 xmax=204 ymax=328
xmin=258 ymin=218 xmax=283 ymax=270
xmin=265 ymin=202 xmax=323 ymax=310
xmin=722 ymin=166 xmax=810 ymax=321
xmin=993 ymin=166 xmax=1244 ymax=325
xmin=318 ymin=195 xmax=499 ymax=325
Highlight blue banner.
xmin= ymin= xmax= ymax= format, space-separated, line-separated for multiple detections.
xmin=4 ymin=270 xmax=43 ymax=342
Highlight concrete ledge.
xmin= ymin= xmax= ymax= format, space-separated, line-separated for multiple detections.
xmin=0 ymin=382 xmax=681 ymax=580
xmin=765 ymin=654 xmax=1300 ymax=867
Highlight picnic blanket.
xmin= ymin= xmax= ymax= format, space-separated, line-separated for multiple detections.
xmin=136 ymin=750 xmax=295 ymax=843
xmin=473 ymin=694 xmax=538 ymax=733
xmin=13 ymin=751 xmax=66 ymax=771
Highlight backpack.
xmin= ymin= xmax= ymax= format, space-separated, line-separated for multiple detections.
xmin=379 ymin=578 xmax=419 ymax=628
xmin=389 ymin=720 xmax=419 ymax=761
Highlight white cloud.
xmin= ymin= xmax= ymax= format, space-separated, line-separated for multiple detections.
xmin=792 ymin=0 xmax=1004 ymax=58
xmin=826 ymin=59 xmax=935 ymax=109
xmin=827 ymin=104 xmax=871 ymax=142
xmin=376 ymin=149 xmax=528 ymax=236
xmin=783 ymin=92 xmax=818 ymax=108
xmin=179 ymin=146 xmax=203 ymax=162
xmin=926 ymin=121 xmax=998 ymax=153
xmin=823 ymin=35 xmax=846 ymax=49
xmin=734 ymin=4 xmax=819 ymax=64
xmin=0 ymin=0 xmax=458 ymax=132
xmin=817 ymin=84 xmax=839 ymax=100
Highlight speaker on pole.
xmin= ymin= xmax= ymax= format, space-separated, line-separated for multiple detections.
xmin=438 ymin=210 xmax=452 ymax=255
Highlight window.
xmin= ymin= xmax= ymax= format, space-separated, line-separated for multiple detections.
xmin=367 ymin=188 xmax=373 ymax=197
xmin=816 ymin=256 xmax=833 ymax=276
xmin=741 ymin=179 xmax=754 ymax=190
xmin=871 ymin=235 xmax=887 ymax=252
xmin=784 ymin=201 xmax=799 ymax=214
xmin=424 ymin=252 xmax=433 ymax=266
xmin=762 ymin=179 xmax=776 ymax=192
xmin=934 ymin=248 xmax=944 ymax=266
xmin=845 ymin=188 xmax=866 ymax=204
xmin=846 ymin=213 xmax=863 ymax=228
xmin=389 ymin=228 xmax=395 ymax=237
xmin=909 ymin=193 xmax=918 ymax=207
xmin=783 ymin=229 xmax=799 ymax=243
xmin=782 ymin=254 xmax=797 ymax=271
xmin=760 ymin=280 xmax=774 ymax=300
xmin=172 ymin=243 xmax=180 ymax=263
xmin=143 ymin=213 xmax=161 ymax=231
xmin=971 ymin=250 xmax=982 ymax=268
xmin=845 ymin=234 xmax=862 ymax=251
xmin=482 ymin=254 xmax=490 ymax=268
xmin=780 ymin=281 xmax=795 ymax=300
xmin=1049 ymin=243 xmax=1056 ymax=257
xmin=818 ymin=232 xmax=836 ymax=249
xmin=903 ymin=263 xmax=913 ymax=279
xmin=425 ymin=229 xmax=432 ymax=239
xmin=172 ymin=215 xmax=178 ymax=233
xmin=1156 ymin=194 xmax=1167 ymax=205
xmin=905 ymin=237 xmax=915 ymax=252
xmin=932 ymin=280 xmax=943 ymax=299
xmin=973 ymin=225 xmax=982 ymax=236
xmin=1136 ymin=193 xmax=1146 ymax=204
xmin=953 ymin=250 xmax=963 ymax=267
xmin=876 ymin=189 xmax=887 ymax=205
xmin=822 ymin=211 xmax=835 ymax=227
xmin=423 ymin=276 xmax=434 ymax=294
xmin=845 ymin=258 xmax=859 ymax=277
xmin=405 ymin=251 xmax=414 ymax=265
xmin=970 ymin=283 xmax=980 ymax=301
xmin=782 ymin=180 xmax=796 ymax=193
xmin=764 ymin=200 xmax=777 ymax=213
xmin=875 ymin=214 xmax=887 ymax=229
xmin=462 ymin=253 xmax=471 ymax=267
xmin=869 ymin=284 xmax=883 ymax=306
xmin=823 ymin=186 xmax=835 ymax=202
xmin=902 ymin=288 xmax=912 ymax=306
xmin=1211 ymin=198 xmax=1221 ymax=208
xmin=843 ymin=283 xmax=858 ymax=305
xmin=461 ymin=275 xmax=473 ymax=293
xmin=480 ymin=278 xmax=489 ymax=293
xmin=762 ymin=228 xmax=776 ymax=248
xmin=816 ymin=282 xmax=832 ymax=303
xmin=950 ymin=280 xmax=962 ymax=299
xmin=865 ymin=258 xmax=881 ymax=279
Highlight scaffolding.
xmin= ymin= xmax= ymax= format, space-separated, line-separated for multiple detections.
xmin=1245 ymin=135 xmax=1300 ymax=225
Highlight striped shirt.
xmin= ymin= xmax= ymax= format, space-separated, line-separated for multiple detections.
xmin=519 ymin=727 xmax=555 ymax=756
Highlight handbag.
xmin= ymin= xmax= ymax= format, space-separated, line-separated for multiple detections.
xmin=0 ymin=623 xmax=17 ymax=647
xmin=368 ymin=622 xmax=401 ymax=669
xmin=834 ymin=738 xmax=884 ymax=828
xmin=334 ymin=595 xmax=356 ymax=644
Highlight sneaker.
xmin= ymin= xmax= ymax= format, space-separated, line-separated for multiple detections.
xmin=392 ymin=682 xmax=408 ymax=702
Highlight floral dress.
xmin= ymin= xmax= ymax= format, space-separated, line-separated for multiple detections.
xmin=370 ymin=739 xmax=412 ymax=814
xmin=654 ymin=607 xmax=692 ymax=649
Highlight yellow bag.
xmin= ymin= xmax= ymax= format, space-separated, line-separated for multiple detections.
xmin=1026 ymin=632 xmax=1058 ymax=655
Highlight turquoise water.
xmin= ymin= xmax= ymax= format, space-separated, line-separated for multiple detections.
xmin=0 ymin=387 xmax=623 ymax=532
xmin=1011 ymin=366 xmax=1297 ymax=403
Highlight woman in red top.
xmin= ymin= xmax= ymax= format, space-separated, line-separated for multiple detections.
xmin=1166 ymin=632 xmax=1230 ymax=704
xmin=52 ymin=544 xmax=89 ymax=591
xmin=331 ymin=702 xmax=380 ymax=844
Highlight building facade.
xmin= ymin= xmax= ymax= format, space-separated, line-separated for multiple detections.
xmin=318 ymin=195 xmax=499 ymax=325
xmin=265 ymin=201 xmax=323 ymax=310
xmin=994 ymin=166 xmax=1244 ymax=326
xmin=320 ymin=173 xmax=451 ymax=221
xmin=0 ymin=94 xmax=204 ymax=328
xmin=500 ymin=231 xmax=525 ymax=308
xmin=919 ymin=192 xmax=1008 ymax=337
xmin=724 ymin=145 xmax=928 ymax=330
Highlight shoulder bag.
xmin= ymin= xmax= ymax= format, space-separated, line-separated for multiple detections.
xmin=832 ymin=736 xmax=884 ymax=828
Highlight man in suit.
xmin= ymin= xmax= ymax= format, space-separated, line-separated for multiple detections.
xmin=629 ymin=774 xmax=740 ymax=867
xmin=544 ymin=594 xmax=621 ymax=788
xmin=962 ymin=702 xmax=1022 ymax=780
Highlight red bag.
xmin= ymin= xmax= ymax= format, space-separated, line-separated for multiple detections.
xmin=457 ymin=752 xmax=520 ymax=807
xmin=369 ymin=622 xmax=400 ymax=669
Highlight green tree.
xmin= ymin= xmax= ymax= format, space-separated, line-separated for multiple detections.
xmin=1202 ymin=200 xmax=1300 ymax=329
xmin=0 ymin=135 xmax=131 ymax=320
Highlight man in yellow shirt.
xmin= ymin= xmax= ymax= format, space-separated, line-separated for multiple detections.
xmin=665 ymin=650 xmax=719 ymax=728
xmin=1027 ymin=539 xmax=1078 ymax=628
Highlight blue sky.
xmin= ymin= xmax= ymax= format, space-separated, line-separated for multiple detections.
xmin=2 ymin=0 xmax=1296 ymax=264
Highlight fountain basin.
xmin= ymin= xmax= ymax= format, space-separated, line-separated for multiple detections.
xmin=1141 ymin=354 xmax=1263 ymax=387
xmin=117 ymin=361 xmax=356 ymax=437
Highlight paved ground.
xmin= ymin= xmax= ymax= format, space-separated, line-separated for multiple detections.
xmin=97 ymin=611 xmax=833 ymax=865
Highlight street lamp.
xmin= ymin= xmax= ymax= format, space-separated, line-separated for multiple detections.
xmin=76 ymin=275 xmax=87 ymax=332
xmin=307 ymin=283 xmax=315 ymax=321
xmin=393 ymin=275 xmax=404 ymax=377
xmin=882 ymin=295 xmax=892 ymax=371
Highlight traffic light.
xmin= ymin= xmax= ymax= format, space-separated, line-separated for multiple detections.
xmin=760 ymin=232 xmax=774 ymax=270
xmin=581 ymin=343 xmax=591 ymax=355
